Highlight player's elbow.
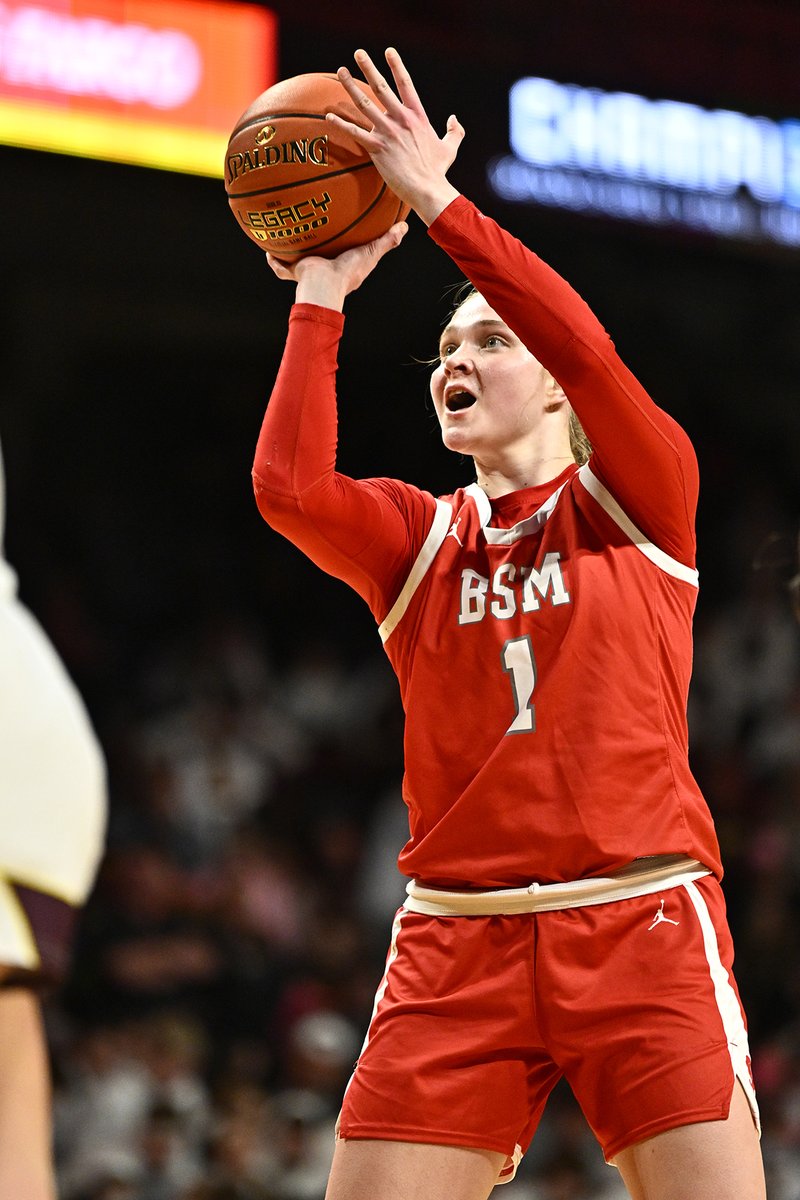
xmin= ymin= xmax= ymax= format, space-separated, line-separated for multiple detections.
xmin=252 ymin=474 xmax=298 ymax=531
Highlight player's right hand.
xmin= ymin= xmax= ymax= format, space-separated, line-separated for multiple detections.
xmin=265 ymin=221 xmax=408 ymax=311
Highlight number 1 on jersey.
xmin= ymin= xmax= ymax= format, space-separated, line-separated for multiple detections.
xmin=501 ymin=635 xmax=537 ymax=734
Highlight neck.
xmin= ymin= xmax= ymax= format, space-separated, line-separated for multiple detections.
xmin=474 ymin=454 xmax=576 ymax=499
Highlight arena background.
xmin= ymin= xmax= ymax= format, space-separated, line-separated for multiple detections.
xmin=1 ymin=2 xmax=800 ymax=1197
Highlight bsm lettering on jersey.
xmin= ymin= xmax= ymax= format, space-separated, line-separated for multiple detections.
xmin=457 ymin=551 xmax=570 ymax=624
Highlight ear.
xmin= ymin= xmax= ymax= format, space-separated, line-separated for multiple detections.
xmin=544 ymin=371 xmax=568 ymax=411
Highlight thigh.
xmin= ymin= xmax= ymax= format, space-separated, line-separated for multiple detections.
xmin=0 ymin=983 xmax=56 ymax=1200
xmin=535 ymin=877 xmax=759 ymax=1162
xmin=614 ymin=1080 xmax=765 ymax=1200
xmin=326 ymin=1138 xmax=504 ymax=1200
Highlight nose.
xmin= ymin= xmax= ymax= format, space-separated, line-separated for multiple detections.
xmin=443 ymin=345 xmax=473 ymax=375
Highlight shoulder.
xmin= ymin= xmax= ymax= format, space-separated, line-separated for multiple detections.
xmin=361 ymin=476 xmax=440 ymax=521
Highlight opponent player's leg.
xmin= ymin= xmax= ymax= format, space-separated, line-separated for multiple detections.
xmin=0 ymin=973 xmax=56 ymax=1200
xmin=613 ymin=1080 xmax=765 ymax=1200
xmin=325 ymin=1137 xmax=504 ymax=1200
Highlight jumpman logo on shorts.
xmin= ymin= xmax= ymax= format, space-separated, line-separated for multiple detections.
xmin=647 ymin=898 xmax=680 ymax=931
xmin=446 ymin=518 xmax=463 ymax=547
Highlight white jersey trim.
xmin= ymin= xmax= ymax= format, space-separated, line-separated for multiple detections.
xmin=405 ymin=855 xmax=710 ymax=916
xmin=378 ymin=499 xmax=453 ymax=644
xmin=578 ymin=463 xmax=699 ymax=587
xmin=465 ymin=481 xmax=568 ymax=545
xmin=465 ymin=481 xmax=493 ymax=528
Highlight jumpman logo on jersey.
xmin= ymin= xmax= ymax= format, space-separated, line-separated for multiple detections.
xmin=647 ymin=898 xmax=680 ymax=931
xmin=446 ymin=518 xmax=463 ymax=547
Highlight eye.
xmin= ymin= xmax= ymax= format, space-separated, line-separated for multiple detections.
xmin=484 ymin=334 xmax=505 ymax=349
xmin=439 ymin=343 xmax=457 ymax=360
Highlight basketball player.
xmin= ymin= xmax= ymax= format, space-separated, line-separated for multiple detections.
xmin=253 ymin=47 xmax=766 ymax=1200
xmin=0 ymin=441 xmax=107 ymax=1199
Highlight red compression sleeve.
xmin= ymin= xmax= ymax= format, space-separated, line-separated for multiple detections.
xmin=253 ymin=303 xmax=436 ymax=619
xmin=428 ymin=197 xmax=698 ymax=566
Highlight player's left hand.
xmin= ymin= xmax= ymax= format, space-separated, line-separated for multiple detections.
xmin=328 ymin=47 xmax=464 ymax=226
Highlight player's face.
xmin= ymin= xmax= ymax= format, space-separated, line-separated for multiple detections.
xmin=430 ymin=294 xmax=553 ymax=460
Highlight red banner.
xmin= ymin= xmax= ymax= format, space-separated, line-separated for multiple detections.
xmin=0 ymin=0 xmax=278 ymax=174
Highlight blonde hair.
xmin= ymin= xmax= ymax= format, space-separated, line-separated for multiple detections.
xmin=444 ymin=286 xmax=592 ymax=467
xmin=568 ymin=410 xmax=592 ymax=466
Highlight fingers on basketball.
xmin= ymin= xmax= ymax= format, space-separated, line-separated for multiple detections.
xmin=224 ymin=72 xmax=410 ymax=260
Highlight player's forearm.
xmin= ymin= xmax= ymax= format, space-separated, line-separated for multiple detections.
xmin=430 ymin=196 xmax=698 ymax=561
xmin=428 ymin=197 xmax=611 ymax=378
xmin=253 ymin=307 xmax=408 ymax=581
xmin=253 ymin=304 xmax=342 ymax=507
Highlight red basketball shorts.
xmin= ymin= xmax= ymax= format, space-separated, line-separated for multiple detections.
xmin=338 ymin=877 xmax=759 ymax=1173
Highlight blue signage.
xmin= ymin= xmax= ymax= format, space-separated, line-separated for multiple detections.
xmin=489 ymin=77 xmax=800 ymax=246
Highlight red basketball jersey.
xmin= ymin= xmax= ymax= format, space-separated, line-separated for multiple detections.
xmin=253 ymin=197 xmax=722 ymax=888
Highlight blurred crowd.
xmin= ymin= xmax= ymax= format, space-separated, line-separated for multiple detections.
xmin=33 ymin=462 xmax=800 ymax=1200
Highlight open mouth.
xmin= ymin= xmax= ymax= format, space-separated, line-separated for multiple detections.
xmin=445 ymin=391 xmax=477 ymax=412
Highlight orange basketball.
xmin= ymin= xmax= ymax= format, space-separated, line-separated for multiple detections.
xmin=224 ymin=73 xmax=410 ymax=259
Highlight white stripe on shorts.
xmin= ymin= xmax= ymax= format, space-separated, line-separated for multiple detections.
xmin=684 ymin=880 xmax=761 ymax=1134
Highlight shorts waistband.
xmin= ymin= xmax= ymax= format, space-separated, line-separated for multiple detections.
xmin=404 ymin=855 xmax=712 ymax=917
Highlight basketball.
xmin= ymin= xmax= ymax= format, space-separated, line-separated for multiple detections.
xmin=224 ymin=73 xmax=410 ymax=259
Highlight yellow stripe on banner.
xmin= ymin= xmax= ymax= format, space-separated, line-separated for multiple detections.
xmin=0 ymin=99 xmax=227 ymax=177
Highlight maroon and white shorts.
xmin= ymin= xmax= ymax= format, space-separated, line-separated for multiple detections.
xmin=338 ymin=875 xmax=758 ymax=1180
xmin=0 ymin=596 xmax=106 ymax=984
